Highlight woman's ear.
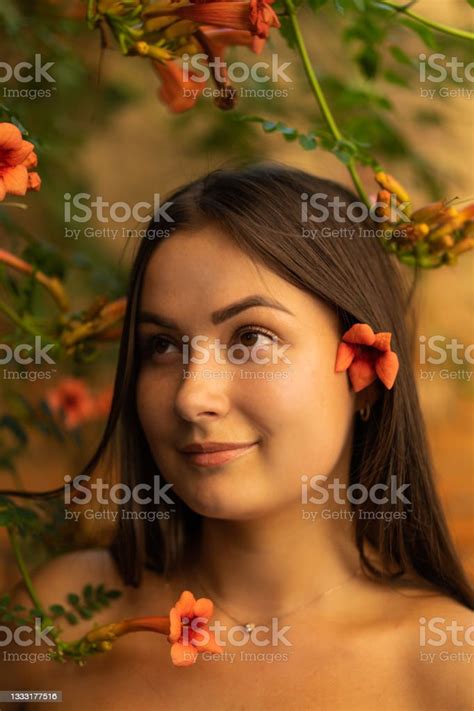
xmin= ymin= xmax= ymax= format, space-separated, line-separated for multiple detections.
xmin=354 ymin=381 xmax=382 ymax=414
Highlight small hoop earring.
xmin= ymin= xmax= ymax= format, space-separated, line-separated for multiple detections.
xmin=359 ymin=403 xmax=371 ymax=421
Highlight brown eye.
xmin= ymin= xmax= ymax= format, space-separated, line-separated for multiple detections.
xmin=152 ymin=336 xmax=175 ymax=354
xmin=237 ymin=329 xmax=276 ymax=348
xmin=140 ymin=334 xmax=180 ymax=360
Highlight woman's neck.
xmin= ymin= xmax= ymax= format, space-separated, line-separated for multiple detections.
xmin=191 ymin=498 xmax=361 ymax=622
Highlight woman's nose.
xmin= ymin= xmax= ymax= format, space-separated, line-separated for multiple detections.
xmin=173 ymin=362 xmax=232 ymax=423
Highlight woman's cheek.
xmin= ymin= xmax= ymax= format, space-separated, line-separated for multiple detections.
xmin=136 ymin=371 xmax=167 ymax=439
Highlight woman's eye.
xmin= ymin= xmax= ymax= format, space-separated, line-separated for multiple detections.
xmin=236 ymin=329 xmax=277 ymax=348
xmin=143 ymin=335 xmax=179 ymax=358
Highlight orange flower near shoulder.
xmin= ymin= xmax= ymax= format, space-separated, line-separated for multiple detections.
xmin=335 ymin=323 xmax=399 ymax=393
xmin=168 ymin=590 xmax=223 ymax=666
xmin=83 ymin=590 xmax=222 ymax=668
xmin=0 ymin=122 xmax=41 ymax=201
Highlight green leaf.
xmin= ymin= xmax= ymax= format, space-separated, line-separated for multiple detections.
xmin=399 ymin=254 xmax=417 ymax=267
xmin=280 ymin=126 xmax=298 ymax=141
xmin=299 ymin=134 xmax=318 ymax=150
xmin=0 ymin=416 xmax=28 ymax=449
xmin=49 ymin=604 xmax=65 ymax=616
xmin=352 ymin=0 xmax=365 ymax=9
xmin=262 ymin=121 xmax=278 ymax=132
xmin=29 ymin=608 xmax=43 ymax=618
xmin=401 ymin=19 xmax=437 ymax=49
xmin=389 ymin=45 xmax=413 ymax=66
xmin=356 ymin=46 xmax=379 ymax=79
xmin=332 ymin=139 xmax=357 ymax=165
xmin=78 ymin=608 xmax=93 ymax=620
xmin=384 ymin=69 xmax=409 ymax=87
xmin=278 ymin=16 xmax=297 ymax=48
xmin=67 ymin=593 xmax=80 ymax=606
xmin=21 ymin=243 xmax=66 ymax=279
xmin=106 ymin=590 xmax=122 ymax=600
xmin=0 ymin=595 xmax=11 ymax=609
xmin=83 ymin=584 xmax=94 ymax=601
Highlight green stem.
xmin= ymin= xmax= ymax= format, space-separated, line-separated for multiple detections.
xmin=0 ymin=299 xmax=39 ymax=336
xmin=347 ymin=163 xmax=370 ymax=206
xmin=7 ymin=528 xmax=45 ymax=616
xmin=283 ymin=0 xmax=370 ymax=204
xmin=381 ymin=1 xmax=474 ymax=41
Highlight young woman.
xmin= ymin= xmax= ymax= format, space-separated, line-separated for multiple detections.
xmin=5 ymin=164 xmax=473 ymax=710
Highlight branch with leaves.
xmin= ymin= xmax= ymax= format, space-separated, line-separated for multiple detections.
xmin=1 ymin=499 xmax=222 ymax=667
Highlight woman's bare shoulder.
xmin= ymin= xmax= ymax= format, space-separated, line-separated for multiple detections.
xmin=14 ymin=548 xmax=121 ymax=599
xmin=12 ymin=547 xmax=180 ymax=636
xmin=3 ymin=548 xmax=179 ymax=709
xmin=394 ymin=589 xmax=473 ymax=711
xmin=19 ymin=547 xmax=121 ymax=586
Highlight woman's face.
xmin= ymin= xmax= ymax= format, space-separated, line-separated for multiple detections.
xmin=136 ymin=226 xmax=355 ymax=520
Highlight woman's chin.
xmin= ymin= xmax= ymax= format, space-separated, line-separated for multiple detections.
xmin=178 ymin=489 xmax=275 ymax=521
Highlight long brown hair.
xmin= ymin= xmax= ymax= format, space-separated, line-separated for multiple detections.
xmin=5 ymin=163 xmax=473 ymax=608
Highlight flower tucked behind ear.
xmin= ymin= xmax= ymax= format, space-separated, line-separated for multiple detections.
xmin=335 ymin=323 xmax=399 ymax=393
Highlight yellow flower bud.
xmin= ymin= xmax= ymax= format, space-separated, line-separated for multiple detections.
xmin=451 ymin=237 xmax=474 ymax=256
xmin=144 ymin=16 xmax=177 ymax=32
xmin=163 ymin=19 xmax=197 ymax=40
xmin=143 ymin=0 xmax=189 ymax=15
xmin=437 ymin=234 xmax=455 ymax=249
xmin=413 ymin=223 xmax=430 ymax=240
xmin=429 ymin=215 xmax=466 ymax=240
xmin=374 ymin=172 xmax=410 ymax=205
xmin=175 ymin=41 xmax=201 ymax=57
xmin=134 ymin=41 xmax=173 ymax=61
xmin=374 ymin=190 xmax=391 ymax=220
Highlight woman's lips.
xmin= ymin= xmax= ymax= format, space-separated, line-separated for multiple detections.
xmin=180 ymin=443 xmax=258 ymax=468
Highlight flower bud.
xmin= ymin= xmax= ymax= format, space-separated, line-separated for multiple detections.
xmin=411 ymin=201 xmax=445 ymax=223
xmin=375 ymin=172 xmax=410 ymax=205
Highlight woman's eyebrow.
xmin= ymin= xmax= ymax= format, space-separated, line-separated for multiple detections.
xmin=137 ymin=295 xmax=294 ymax=329
xmin=211 ymin=295 xmax=294 ymax=324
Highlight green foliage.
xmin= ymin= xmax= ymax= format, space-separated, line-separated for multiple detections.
xmin=0 ymin=584 xmax=122 ymax=644
xmin=235 ymin=115 xmax=317 ymax=148
xmin=47 ymin=584 xmax=122 ymax=626
xmin=0 ymin=496 xmax=41 ymax=535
